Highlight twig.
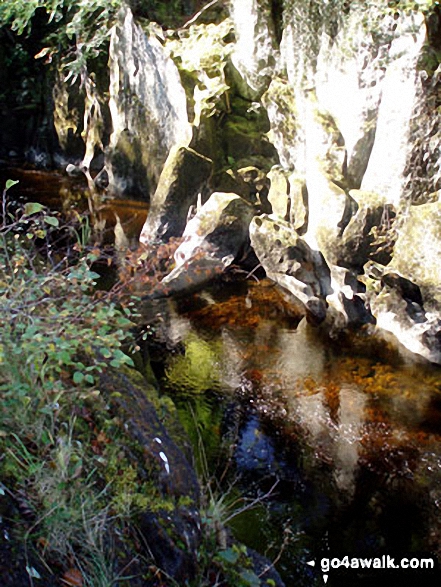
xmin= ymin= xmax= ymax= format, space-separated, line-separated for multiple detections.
xmin=222 ymin=479 xmax=279 ymax=525
xmin=183 ymin=0 xmax=222 ymax=28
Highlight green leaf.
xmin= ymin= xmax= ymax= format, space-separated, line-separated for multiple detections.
xmin=73 ymin=371 xmax=84 ymax=384
xmin=5 ymin=179 xmax=19 ymax=190
xmin=239 ymin=570 xmax=261 ymax=587
xmin=217 ymin=548 xmax=239 ymax=564
xmin=85 ymin=374 xmax=94 ymax=384
xmin=44 ymin=216 xmax=59 ymax=227
xmin=24 ymin=202 xmax=44 ymax=216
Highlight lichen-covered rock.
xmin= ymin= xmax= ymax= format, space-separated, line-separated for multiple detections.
xmin=334 ymin=189 xmax=397 ymax=271
xmin=140 ymin=146 xmax=213 ymax=246
xmin=107 ymin=7 xmax=192 ymax=198
xmin=98 ymin=367 xmax=202 ymax=582
xmin=267 ymin=165 xmax=289 ymax=219
xmin=249 ymin=214 xmax=331 ymax=323
xmin=365 ymin=266 xmax=441 ymax=364
xmin=155 ymin=192 xmax=254 ymax=296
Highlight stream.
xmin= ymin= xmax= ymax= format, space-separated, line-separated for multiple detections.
xmin=4 ymin=169 xmax=441 ymax=586
xmin=147 ymin=280 xmax=441 ymax=586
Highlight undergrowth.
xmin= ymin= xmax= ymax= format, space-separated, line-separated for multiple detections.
xmin=0 ymin=180 xmax=155 ymax=586
xmin=0 ymin=179 xmax=285 ymax=586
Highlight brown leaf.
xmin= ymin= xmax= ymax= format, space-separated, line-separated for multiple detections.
xmin=61 ymin=568 xmax=83 ymax=587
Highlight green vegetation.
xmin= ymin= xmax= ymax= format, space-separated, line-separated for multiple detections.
xmin=0 ymin=181 xmax=281 ymax=585
xmin=0 ymin=181 xmax=153 ymax=585
xmin=0 ymin=0 xmax=124 ymax=82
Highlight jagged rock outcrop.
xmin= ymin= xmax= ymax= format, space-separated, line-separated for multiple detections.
xmin=249 ymin=214 xmax=331 ymax=324
xmin=153 ymin=192 xmax=254 ymax=297
xmin=228 ymin=0 xmax=279 ymax=99
xmin=107 ymin=8 xmax=192 ymax=198
xmin=3 ymin=0 xmax=441 ymax=365
xmin=256 ymin=1 xmax=441 ymax=362
xmin=140 ymin=146 xmax=213 ymax=246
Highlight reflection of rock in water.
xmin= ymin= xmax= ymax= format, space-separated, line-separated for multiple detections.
xmin=155 ymin=280 xmax=441 ymax=580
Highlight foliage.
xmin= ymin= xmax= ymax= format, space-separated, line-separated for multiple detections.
xmin=0 ymin=0 xmax=124 ymax=82
xmin=0 ymin=182 xmax=154 ymax=585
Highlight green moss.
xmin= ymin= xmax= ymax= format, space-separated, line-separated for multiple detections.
xmin=165 ymin=333 xmax=221 ymax=395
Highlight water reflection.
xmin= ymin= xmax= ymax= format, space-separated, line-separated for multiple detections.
xmin=155 ymin=281 xmax=441 ymax=583
xmin=0 ymin=167 xmax=148 ymax=244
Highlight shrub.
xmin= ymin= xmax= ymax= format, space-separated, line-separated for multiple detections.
xmin=0 ymin=181 xmax=147 ymax=585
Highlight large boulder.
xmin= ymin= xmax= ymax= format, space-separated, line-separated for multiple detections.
xmin=140 ymin=146 xmax=213 ymax=246
xmin=249 ymin=214 xmax=331 ymax=324
xmin=107 ymin=8 xmax=192 ymax=198
xmin=356 ymin=202 xmax=441 ymax=363
xmin=152 ymin=192 xmax=254 ymax=297
xmin=391 ymin=201 xmax=441 ymax=307
xmin=228 ymin=0 xmax=279 ymax=99
xmin=365 ymin=266 xmax=441 ymax=364
xmin=99 ymin=368 xmax=201 ymax=582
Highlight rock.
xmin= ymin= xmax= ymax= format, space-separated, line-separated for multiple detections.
xmin=366 ymin=268 xmax=441 ymax=364
xmin=327 ymin=265 xmax=375 ymax=328
xmin=267 ymin=165 xmax=289 ymax=219
xmin=334 ymin=189 xmax=397 ymax=271
xmin=288 ymin=171 xmax=308 ymax=233
xmin=391 ymin=201 xmax=441 ymax=307
xmin=151 ymin=192 xmax=254 ymax=297
xmin=65 ymin=163 xmax=85 ymax=177
xmin=249 ymin=214 xmax=331 ymax=324
xmin=222 ymin=114 xmax=278 ymax=170
xmin=236 ymin=166 xmax=271 ymax=210
xmin=228 ymin=0 xmax=279 ymax=99
xmin=107 ymin=7 xmax=192 ymax=198
xmin=140 ymin=146 xmax=213 ymax=246
xmin=100 ymin=369 xmax=200 ymax=501
xmin=99 ymin=368 xmax=202 ymax=583
xmin=138 ymin=508 xmax=201 ymax=583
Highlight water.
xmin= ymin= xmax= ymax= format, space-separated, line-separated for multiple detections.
xmin=151 ymin=280 xmax=441 ymax=586
xmin=0 ymin=167 xmax=148 ymax=245
xmin=4 ymin=169 xmax=441 ymax=584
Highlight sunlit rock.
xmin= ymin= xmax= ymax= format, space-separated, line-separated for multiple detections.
xmin=326 ymin=265 xmax=375 ymax=329
xmin=357 ymin=201 xmax=441 ymax=363
xmin=140 ymin=146 xmax=213 ymax=246
xmin=335 ymin=189 xmax=397 ymax=271
xmin=53 ymin=71 xmax=86 ymax=163
xmin=361 ymin=12 xmax=426 ymax=206
xmin=250 ymin=214 xmax=331 ymax=323
xmin=228 ymin=0 xmax=278 ymax=99
xmin=391 ymin=201 xmax=441 ymax=307
xmin=287 ymin=172 xmax=308 ymax=233
xmin=367 ymin=271 xmax=441 ymax=365
xmin=267 ymin=166 xmax=289 ymax=220
xmin=153 ymin=192 xmax=254 ymax=296
xmin=107 ymin=7 xmax=191 ymax=198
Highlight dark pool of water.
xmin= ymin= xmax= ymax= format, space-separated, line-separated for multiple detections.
xmin=148 ymin=280 xmax=441 ymax=586
xmin=0 ymin=167 xmax=148 ymax=244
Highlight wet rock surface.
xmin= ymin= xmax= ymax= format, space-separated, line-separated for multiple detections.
xmin=250 ymin=214 xmax=331 ymax=323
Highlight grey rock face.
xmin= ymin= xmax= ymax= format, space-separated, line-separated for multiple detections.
xmin=140 ymin=146 xmax=213 ymax=246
